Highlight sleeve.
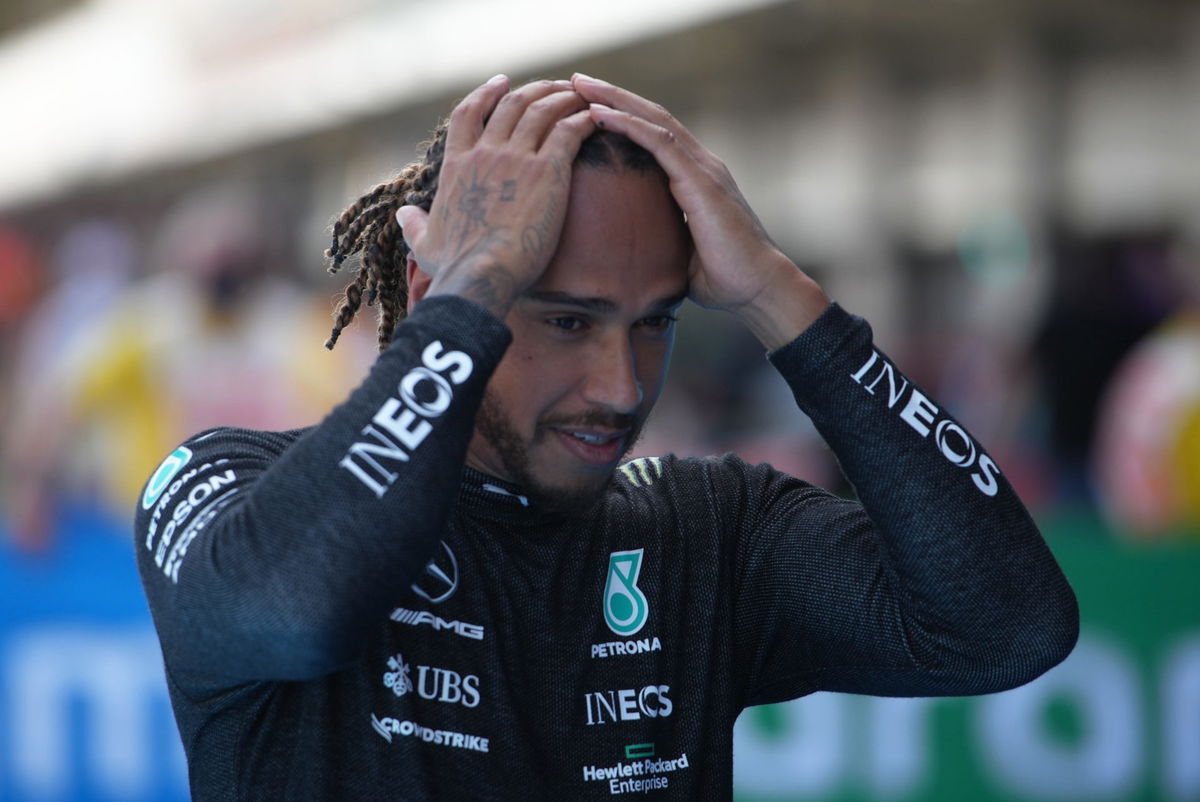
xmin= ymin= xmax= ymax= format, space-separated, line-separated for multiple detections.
xmin=730 ymin=303 xmax=1079 ymax=707
xmin=134 ymin=295 xmax=511 ymax=685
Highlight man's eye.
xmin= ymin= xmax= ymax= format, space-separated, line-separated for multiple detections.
xmin=639 ymin=315 xmax=678 ymax=332
xmin=547 ymin=317 xmax=585 ymax=332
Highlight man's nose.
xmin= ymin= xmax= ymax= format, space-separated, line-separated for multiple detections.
xmin=581 ymin=334 xmax=644 ymax=414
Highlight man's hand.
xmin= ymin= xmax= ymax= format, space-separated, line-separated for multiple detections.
xmin=571 ymin=74 xmax=829 ymax=350
xmin=398 ymin=76 xmax=595 ymax=319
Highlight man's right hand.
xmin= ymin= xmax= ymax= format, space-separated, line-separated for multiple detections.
xmin=397 ymin=75 xmax=595 ymax=319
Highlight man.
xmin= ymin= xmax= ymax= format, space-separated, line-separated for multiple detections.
xmin=136 ymin=74 xmax=1078 ymax=800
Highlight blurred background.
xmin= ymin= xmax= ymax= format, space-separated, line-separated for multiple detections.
xmin=1 ymin=0 xmax=1198 ymax=799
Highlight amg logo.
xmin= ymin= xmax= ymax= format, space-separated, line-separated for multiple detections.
xmin=339 ymin=341 xmax=473 ymax=497
xmin=851 ymin=351 xmax=1000 ymax=497
xmin=390 ymin=606 xmax=484 ymax=640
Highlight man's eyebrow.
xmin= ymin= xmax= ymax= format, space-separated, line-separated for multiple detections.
xmin=525 ymin=290 xmax=615 ymax=312
xmin=524 ymin=290 xmax=687 ymax=313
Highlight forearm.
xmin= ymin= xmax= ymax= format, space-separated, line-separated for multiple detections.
xmin=769 ymin=304 xmax=1078 ymax=693
xmin=136 ymin=295 xmax=510 ymax=682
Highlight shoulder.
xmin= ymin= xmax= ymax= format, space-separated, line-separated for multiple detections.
xmin=615 ymin=452 xmax=782 ymax=486
xmin=136 ymin=426 xmax=310 ymax=521
xmin=613 ymin=452 xmax=834 ymax=512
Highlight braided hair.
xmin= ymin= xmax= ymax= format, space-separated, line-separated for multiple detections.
xmin=324 ymin=121 xmax=661 ymax=352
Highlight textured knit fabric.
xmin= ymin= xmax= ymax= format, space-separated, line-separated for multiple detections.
xmin=134 ymin=295 xmax=1078 ymax=800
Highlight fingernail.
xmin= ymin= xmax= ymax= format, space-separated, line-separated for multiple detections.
xmin=394 ymin=209 xmax=404 ymax=229
xmin=487 ymin=73 xmax=507 ymax=84
xmin=572 ymin=72 xmax=596 ymax=83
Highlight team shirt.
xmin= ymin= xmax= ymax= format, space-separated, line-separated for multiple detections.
xmin=135 ymin=296 xmax=1079 ymax=800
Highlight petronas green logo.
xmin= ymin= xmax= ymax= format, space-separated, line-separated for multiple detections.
xmin=603 ymin=549 xmax=649 ymax=636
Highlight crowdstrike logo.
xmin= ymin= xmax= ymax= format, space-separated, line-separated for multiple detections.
xmin=850 ymin=350 xmax=1001 ymax=497
xmin=603 ymin=549 xmax=649 ymax=636
xmin=339 ymin=340 xmax=473 ymax=498
xmin=371 ymin=714 xmax=489 ymax=753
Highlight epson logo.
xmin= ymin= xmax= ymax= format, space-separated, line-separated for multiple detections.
xmin=144 ymin=462 xmax=235 ymax=551
xmin=584 ymin=685 xmax=672 ymax=726
xmin=390 ymin=606 xmax=484 ymax=640
xmin=339 ymin=341 xmax=473 ymax=498
xmin=851 ymin=351 xmax=1000 ymax=497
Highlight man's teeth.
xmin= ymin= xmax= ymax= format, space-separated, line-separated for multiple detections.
xmin=571 ymin=432 xmax=610 ymax=444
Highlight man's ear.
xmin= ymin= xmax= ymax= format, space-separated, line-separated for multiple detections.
xmin=406 ymin=254 xmax=432 ymax=314
xmin=397 ymin=205 xmax=432 ymax=314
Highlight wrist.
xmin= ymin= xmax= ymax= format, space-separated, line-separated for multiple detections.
xmin=425 ymin=263 xmax=523 ymax=321
xmin=736 ymin=262 xmax=830 ymax=352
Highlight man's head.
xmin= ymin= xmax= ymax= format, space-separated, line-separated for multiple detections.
xmin=326 ymin=117 xmax=690 ymax=510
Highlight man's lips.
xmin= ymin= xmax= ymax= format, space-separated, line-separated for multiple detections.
xmin=550 ymin=426 xmax=630 ymax=465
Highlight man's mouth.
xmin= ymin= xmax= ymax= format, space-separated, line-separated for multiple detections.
xmin=563 ymin=429 xmax=625 ymax=445
xmin=551 ymin=426 xmax=631 ymax=465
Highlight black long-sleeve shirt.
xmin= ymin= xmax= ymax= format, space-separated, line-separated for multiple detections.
xmin=135 ymin=296 xmax=1078 ymax=800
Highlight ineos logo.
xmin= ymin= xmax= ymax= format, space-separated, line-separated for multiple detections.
xmin=411 ymin=541 xmax=459 ymax=604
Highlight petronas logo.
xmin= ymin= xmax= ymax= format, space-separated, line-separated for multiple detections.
xmin=603 ymin=549 xmax=649 ymax=636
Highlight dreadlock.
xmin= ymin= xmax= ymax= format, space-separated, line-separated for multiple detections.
xmin=324 ymin=118 xmax=662 ymax=352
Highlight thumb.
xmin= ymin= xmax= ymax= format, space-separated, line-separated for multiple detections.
xmin=395 ymin=205 xmax=428 ymax=252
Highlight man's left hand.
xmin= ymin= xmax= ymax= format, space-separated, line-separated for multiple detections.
xmin=571 ymin=74 xmax=829 ymax=350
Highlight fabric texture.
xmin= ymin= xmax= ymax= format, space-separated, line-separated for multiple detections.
xmin=135 ymin=295 xmax=1078 ymax=800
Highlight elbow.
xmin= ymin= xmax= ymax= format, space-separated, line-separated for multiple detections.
xmin=966 ymin=586 xmax=1081 ymax=694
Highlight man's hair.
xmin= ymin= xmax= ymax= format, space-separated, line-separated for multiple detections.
xmin=324 ymin=121 xmax=662 ymax=352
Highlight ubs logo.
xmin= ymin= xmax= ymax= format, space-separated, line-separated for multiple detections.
xmin=412 ymin=541 xmax=459 ymax=604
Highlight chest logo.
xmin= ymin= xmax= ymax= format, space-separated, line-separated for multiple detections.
xmin=384 ymin=653 xmax=414 ymax=697
xmin=411 ymin=540 xmax=459 ymax=604
xmin=603 ymin=549 xmax=649 ymax=636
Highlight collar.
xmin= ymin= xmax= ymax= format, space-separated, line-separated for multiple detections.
xmin=456 ymin=466 xmax=602 ymax=526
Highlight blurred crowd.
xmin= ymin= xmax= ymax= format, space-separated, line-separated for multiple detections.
xmin=1 ymin=175 xmax=1199 ymax=554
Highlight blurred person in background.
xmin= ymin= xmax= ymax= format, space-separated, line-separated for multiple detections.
xmin=135 ymin=75 xmax=1077 ymax=799
xmin=1 ymin=185 xmax=370 ymax=551
xmin=0 ymin=224 xmax=41 ymax=428
xmin=1 ymin=219 xmax=134 ymax=550
xmin=1092 ymin=236 xmax=1200 ymax=539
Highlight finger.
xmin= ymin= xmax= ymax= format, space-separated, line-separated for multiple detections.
xmin=538 ymin=107 xmax=598 ymax=161
xmin=509 ymin=90 xmax=588 ymax=150
xmin=587 ymin=103 xmax=695 ymax=179
xmin=571 ymin=73 xmax=700 ymax=149
xmin=482 ymin=79 xmax=574 ymax=144
xmin=445 ymin=74 xmax=511 ymax=155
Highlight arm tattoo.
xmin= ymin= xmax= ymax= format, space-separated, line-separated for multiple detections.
xmin=500 ymin=180 xmax=517 ymax=201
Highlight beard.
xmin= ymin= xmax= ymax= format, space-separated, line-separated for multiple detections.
xmin=473 ymin=389 xmax=647 ymax=517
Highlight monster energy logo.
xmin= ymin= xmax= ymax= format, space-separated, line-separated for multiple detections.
xmin=603 ymin=549 xmax=649 ymax=636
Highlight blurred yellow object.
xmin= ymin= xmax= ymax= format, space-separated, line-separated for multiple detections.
xmin=1171 ymin=401 xmax=1200 ymax=526
xmin=1094 ymin=312 xmax=1200 ymax=540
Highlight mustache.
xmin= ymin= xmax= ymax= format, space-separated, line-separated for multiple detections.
xmin=539 ymin=409 xmax=637 ymax=431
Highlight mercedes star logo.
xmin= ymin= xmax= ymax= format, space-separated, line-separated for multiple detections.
xmin=411 ymin=540 xmax=459 ymax=604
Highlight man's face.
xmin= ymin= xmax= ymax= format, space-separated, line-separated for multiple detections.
xmin=466 ymin=165 xmax=690 ymax=511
